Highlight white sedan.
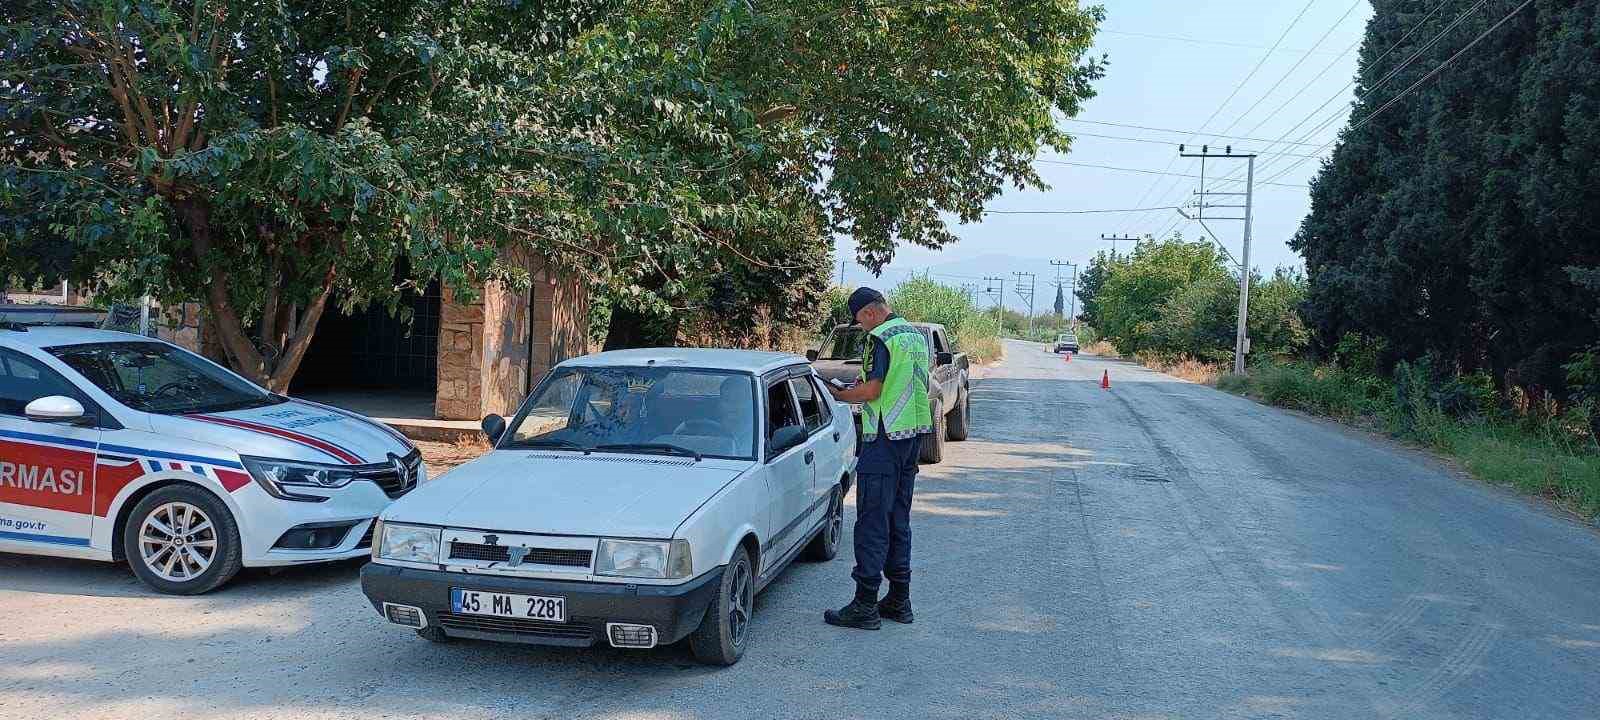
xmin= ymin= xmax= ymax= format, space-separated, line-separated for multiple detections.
xmin=361 ymin=348 xmax=856 ymax=665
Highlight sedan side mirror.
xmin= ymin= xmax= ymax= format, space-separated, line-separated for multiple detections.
xmin=805 ymin=349 xmax=819 ymax=362
xmin=25 ymin=395 xmax=87 ymax=425
xmin=481 ymin=414 xmax=507 ymax=444
xmin=768 ymin=425 xmax=807 ymax=459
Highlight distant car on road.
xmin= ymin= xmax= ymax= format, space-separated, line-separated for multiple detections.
xmin=1053 ymin=333 xmax=1079 ymax=354
xmin=0 ymin=321 xmax=419 ymax=595
xmin=808 ymin=321 xmax=970 ymax=463
xmin=361 ymin=348 xmax=856 ymax=666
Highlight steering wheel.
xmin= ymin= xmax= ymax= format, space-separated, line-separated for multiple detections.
xmin=674 ymin=419 xmax=725 ymax=436
xmin=152 ymin=382 xmax=191 ymax=398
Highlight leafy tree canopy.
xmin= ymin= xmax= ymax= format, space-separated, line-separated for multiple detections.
xmin=2 ymin=0 xmax=1105 ymax=389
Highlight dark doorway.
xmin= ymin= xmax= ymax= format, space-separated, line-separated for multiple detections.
xmin=291 ymin=280 xmax=441 ymax=396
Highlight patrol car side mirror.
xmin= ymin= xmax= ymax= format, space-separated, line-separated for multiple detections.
xmin=481 ymin=413 xmax=507 ymax=444
xmin=805 ymin=349 xmax=819 ymax=362
xmin=25 ymin=395 xmax=86 ymax=424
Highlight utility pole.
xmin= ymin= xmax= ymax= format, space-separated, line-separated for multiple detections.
xmin=982 ymin=276 xmax=1006 ymax=326
xmin=1100 ymin=234 xmax=1139 ymax=257
xmin=1012 ymin=272 xmax=1036 ymax=336
xmin=960 ymin=283 xmax=980 ymax=306
xmin=1050 ymin=260 xmax=1078 ymax=330
xmin=1177 ymin=144 xmax=1256 ymax=375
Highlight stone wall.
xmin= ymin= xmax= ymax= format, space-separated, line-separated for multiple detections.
xmin=434 ymin=253 xmax=589 ymax=421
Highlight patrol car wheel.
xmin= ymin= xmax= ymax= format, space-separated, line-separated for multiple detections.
xmin=123 ymin=485 xmax=243 ymax=595
xmin=689 ymin=546 xmax=753 ymax=666
xmin=802 ymin=487 xmax=843 ymax=562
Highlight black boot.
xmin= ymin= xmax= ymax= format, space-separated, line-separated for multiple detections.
xmin=823 ymin=582 xmax=882 ymax=630
xmin=877 ymin=580 xmax=914 ymax=624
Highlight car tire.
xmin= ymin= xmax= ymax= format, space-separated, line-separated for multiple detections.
xmin=802 ymin=487 xmax=843 ymax=562
xmin=945 ymin=387 xmax=970 ymax=442
xmin=919 ymin=402 xmax=945 ymax=464
xmin=690 ymin=547 xmax=754 ymax=666
xmin=122 ymin=484 xmax=243 ymax=595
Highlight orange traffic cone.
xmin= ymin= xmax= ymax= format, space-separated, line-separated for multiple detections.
xmin=1100 ymin=370 xmax=1110 ymax=390
xmin=1064 ymin=351 xmax=1072 ymax=363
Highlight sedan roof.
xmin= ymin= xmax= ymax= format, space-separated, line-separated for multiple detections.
xmin=562 ymin=348 xmax=804 ymax=374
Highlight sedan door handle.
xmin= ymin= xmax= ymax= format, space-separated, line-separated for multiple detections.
xmin=804 ymin=451 xmax=814 ymax=465
xmin=832 ymin=431 xmax=840 ymax=442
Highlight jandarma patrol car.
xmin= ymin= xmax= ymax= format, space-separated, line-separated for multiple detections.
xmin=0 ymin=322 xmax=422 ymax=594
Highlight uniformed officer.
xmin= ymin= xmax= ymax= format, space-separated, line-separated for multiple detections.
xmin=824 ymin=287 xmax=932 ymax=630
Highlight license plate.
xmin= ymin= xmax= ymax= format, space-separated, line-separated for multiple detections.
xmin=450 ymin=588 xmax=566 ymax=622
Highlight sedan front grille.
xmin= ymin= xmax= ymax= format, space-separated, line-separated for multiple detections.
xmin=447 ymin=542 xmax=592 ymax=568
xmin=437 ymin=613 xmax=592 ymax=641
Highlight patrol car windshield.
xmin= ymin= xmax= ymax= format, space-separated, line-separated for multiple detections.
xmin=504 ymin=366 xmax=757 ymax=460
xmin=46 ymin=342 xmax=282 ymax=415
xmin=817 ymin=327 xmax=869 ymax=361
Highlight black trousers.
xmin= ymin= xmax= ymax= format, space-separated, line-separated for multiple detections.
xmin=851 ymin=434 xmax=922 ymax=591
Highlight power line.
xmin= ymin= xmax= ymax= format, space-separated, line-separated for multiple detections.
xmin=1060 ymin=118 xmax=1325 ymax=147
xmin=1096 ymin=29 xmax=1351 ymax=56
xmin=1256 ymin=0 xmax=1536 ymax=187
xmin=1058 ymin=131 xmax=1322 ymax=157
xmin=983 ymin=205 xmax=1182 ymax=215
xmin=1118 ymin=0 xmax=1321 ymax=237
xmin=1033 ymin=159 xmax=1308 ymax=189
xmin=1214 ymin=0 xmax=1365 ymax=140
xmin=1210 ymin=0 xmax=1490 ymax=189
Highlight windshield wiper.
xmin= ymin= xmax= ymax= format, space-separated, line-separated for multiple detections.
xmin=592 ymin=442 xmax=703 ymax=462
xmin=510 ymin=438 xmax=592 ymax=453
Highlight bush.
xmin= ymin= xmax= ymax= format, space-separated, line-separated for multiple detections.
xmin=887 ymin=278 xmax=1004 ymax=363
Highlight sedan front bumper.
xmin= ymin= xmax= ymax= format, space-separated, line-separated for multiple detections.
xmin=360 ymin=563 xmax=724 ymax=647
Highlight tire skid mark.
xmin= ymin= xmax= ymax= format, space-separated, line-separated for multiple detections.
xmin=1400 ymin=622 xmax=1501 ymax=715
xmin=1364 ymin=593 xmax=1431 ymax=648
xmin=1105 ymin=383 xmax=1407 ymax=719
xmin=1060 ymin=465 xmax=1127 ymax=667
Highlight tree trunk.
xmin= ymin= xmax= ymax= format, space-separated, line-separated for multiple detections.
xmin=177 ymin=197 xmax=336 ymax=393
xmin=603 ymin=305 xmax=679 ymax=350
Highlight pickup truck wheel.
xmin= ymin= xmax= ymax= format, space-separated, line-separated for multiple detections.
xmin=689 ymin=547 xmax=753 ymax=666
xmin=919 ymin=403 xmax=945 ymax=464
xmin=945 ymin=387 xmax=970 ymax=442
xmin=803 ymin=487 xmax=843 ymax=562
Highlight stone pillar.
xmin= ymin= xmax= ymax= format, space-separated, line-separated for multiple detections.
xmin=434 ymin=285 xmax=486 ymax=420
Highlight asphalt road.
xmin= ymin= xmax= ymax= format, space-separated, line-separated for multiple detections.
xmin=4 ymin=339 xmax=1599 ymax=719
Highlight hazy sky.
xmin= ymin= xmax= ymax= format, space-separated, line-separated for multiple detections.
xmin=836 ymin=0 xmax=1373 ymax=311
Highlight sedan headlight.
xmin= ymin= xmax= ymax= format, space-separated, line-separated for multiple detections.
xmin=596 ymin=539 xmax=692 ymax=579
xmin=241 ymin=456 xmax=358 ymax=501
xmin=376 ymin=521 xmax=443 ymax=564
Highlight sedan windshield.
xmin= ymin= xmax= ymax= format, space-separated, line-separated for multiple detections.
xmin=47 ymin=342 xmax=282 ymax=415
xmin=504 ymin=366 xmax=757 ymax=460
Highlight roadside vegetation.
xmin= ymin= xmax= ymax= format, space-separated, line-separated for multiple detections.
xmin=818 ymin=278 xmax=1004 ymax=364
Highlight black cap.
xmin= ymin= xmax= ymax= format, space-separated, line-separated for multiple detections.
xmin=847 ymin=287 xmax=885 ymax=318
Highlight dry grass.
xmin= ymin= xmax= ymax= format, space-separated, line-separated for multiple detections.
xmin=416 ymin=437 xmax=490 ymax=475
xmin=1082 ymin=340 xmax=1119 ymax=358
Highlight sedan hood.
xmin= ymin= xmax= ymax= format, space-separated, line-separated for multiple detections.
xmin=386 ymin=450 xmax=750 ymax=539
xmin=811 ymin=359 xmax=861 ymax=385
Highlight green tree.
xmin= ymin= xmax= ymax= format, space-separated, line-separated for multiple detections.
xmin=1294 ymin=0 xmax=1600 ymax=401
xmin=1095 ymin=237 xmax=1229 ymax=355
xmin=3 ymin=0 xmax=1107 ymax=385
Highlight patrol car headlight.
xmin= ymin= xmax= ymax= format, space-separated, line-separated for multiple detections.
xmin=241 ymin=456 xmax=358 ymax=501
xmin=596 ymin=539 xmax=691 ymax=579
xmin=377 ymin=522 xmax=442 ymax=564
